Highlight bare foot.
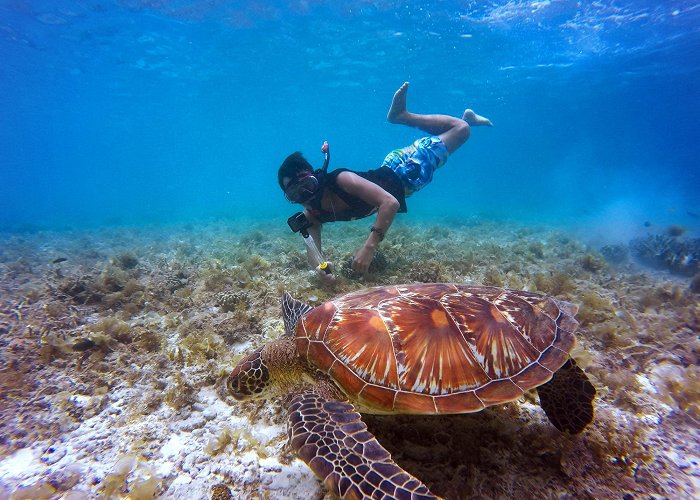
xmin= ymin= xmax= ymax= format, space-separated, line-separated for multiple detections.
xmin=387 ymin=82 xmax=410 ymax=124
xmin=462 ymin=109 xmax=493 ymax=127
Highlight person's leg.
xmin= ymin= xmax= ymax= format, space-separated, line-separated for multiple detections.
xmin=387 ymin=82 xmax=492 ymax=154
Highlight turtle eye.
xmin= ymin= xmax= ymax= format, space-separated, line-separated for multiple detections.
xmin=228 ymin=349 xmax=270 ymax=400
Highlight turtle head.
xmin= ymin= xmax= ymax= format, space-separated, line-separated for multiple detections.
xmin=227 ymin=347 xmax=271 ymax=401
xmin=227 ymin=337 xmax=301 ymax=401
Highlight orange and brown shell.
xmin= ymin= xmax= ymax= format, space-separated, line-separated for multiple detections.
xmin=295 ymin=284 xmax=579 ymax=414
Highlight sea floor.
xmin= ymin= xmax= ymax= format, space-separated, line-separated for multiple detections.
xmin=0 ymin=218 xmax=698 ymax=499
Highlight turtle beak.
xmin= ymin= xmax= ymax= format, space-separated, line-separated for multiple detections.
xmin=227 ymin=367 xmax=255 ymax=401
xmin=227 ymin=384 xmax=248 ymax=401
xmin=227 ymin=348 xmax=270 ymax=401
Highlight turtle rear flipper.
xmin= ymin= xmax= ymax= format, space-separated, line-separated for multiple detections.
xmin=537 ymin=359 xmax=596 ymax=434
xmin=288 ymin=389 xmax=438 ymax=500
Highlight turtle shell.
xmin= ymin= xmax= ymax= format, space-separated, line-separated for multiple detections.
xmin=295 ymin=284 xmax=579 ymax=414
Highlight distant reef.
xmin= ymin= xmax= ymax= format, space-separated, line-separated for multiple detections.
xmin=629 ymin=234 xmax=700 ymax=276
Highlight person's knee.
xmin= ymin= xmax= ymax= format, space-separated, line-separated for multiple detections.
xmin=457 ymin=121 xmax=471 ymax=142
xmin=449 ymin=121 xmax=470 ymax=150
xmin=439 ymin=121 xmax=470 ymax=154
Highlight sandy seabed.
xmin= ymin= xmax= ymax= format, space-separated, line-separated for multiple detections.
xmin=0 ymin=218 xmax=698 ymax=499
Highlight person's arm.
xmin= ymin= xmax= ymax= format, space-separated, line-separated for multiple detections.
xmin=335 ymin=172 xmax=400 ymax=275
xmin=303 ymin=209 xmax=335 ymax=282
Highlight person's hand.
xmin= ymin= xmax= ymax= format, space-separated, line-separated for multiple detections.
xmin=352 ymin=244 xmax=375 ymax=275
xmin=316 ymin=262 xmax=336 ymax=285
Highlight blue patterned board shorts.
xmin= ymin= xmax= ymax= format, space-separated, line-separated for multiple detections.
xmin=381 ymin=136 xmax=449 ymax=196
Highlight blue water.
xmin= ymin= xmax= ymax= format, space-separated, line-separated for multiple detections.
xmin=1 ymin=1 xmax=699 ymax=238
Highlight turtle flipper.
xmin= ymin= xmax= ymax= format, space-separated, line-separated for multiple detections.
xmin=288 ymin=389 xmax=438 ymax=500
xmin=282 ymin=292 xmax=313 ymax=336
xmin=537 ymin=358 xmax=596 ymax=434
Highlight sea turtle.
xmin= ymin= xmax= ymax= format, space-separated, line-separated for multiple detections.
xmin=227 ymin=283 xmax=595 ymax=499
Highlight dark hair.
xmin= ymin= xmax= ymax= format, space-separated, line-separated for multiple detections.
xmin=278 ymin=152 xmax=313 ymax=190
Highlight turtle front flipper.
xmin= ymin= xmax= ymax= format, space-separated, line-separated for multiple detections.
xmin=537 ymin=358 xmax=596 ymax=434
xmin=282 ymin=292 xmax=313 ymax=336
xmin=288 ymin=389 xmax=438 ymax=499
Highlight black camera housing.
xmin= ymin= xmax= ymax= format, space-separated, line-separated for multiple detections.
xmin=287 ymin=212 xmax=312 ymax=237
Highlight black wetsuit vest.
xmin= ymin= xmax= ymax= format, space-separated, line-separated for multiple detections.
xmin=309 ymin=167 xmax=407 ymax=223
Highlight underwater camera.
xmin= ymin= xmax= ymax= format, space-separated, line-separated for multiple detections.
xmin=287 ymin=211 xmax=313 ymax=237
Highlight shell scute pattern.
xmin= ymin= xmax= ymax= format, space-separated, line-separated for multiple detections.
xmin=434 ymin=390 xmax=484 ymax=413
xmin=475 ymin=379 xmax=524 ymax=406
xmin=297 ymin=284 xmax=577 ymax=414
xmin=439 ymin=292 xmax=544 ymax=379
xmin=336 ymin=285 xmax=404 ymax=309
xmin=378 ymin=295 xmax=484 ymax=395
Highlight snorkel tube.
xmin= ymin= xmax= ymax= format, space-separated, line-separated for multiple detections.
xmin=315 ymin=140 xmax=330 ymax=181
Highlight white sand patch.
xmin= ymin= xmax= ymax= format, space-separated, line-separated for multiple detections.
xmin=0 ymin=383 xmax=322 ymax=498
xmin=0 ymin=448 xmax=43 ymax=482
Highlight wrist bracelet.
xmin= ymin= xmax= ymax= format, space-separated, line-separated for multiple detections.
xmin=370 ymin=226 xmax=385 ymax=241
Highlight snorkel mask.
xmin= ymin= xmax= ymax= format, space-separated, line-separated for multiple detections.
xmin=284 ymin=141 xmax=330 ymax=204
xmin=284 ymin=172 xmax=320 ymax=203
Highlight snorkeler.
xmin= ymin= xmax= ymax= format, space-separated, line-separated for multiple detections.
xmin=279 ymin=82 xmax=492 ymax=281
